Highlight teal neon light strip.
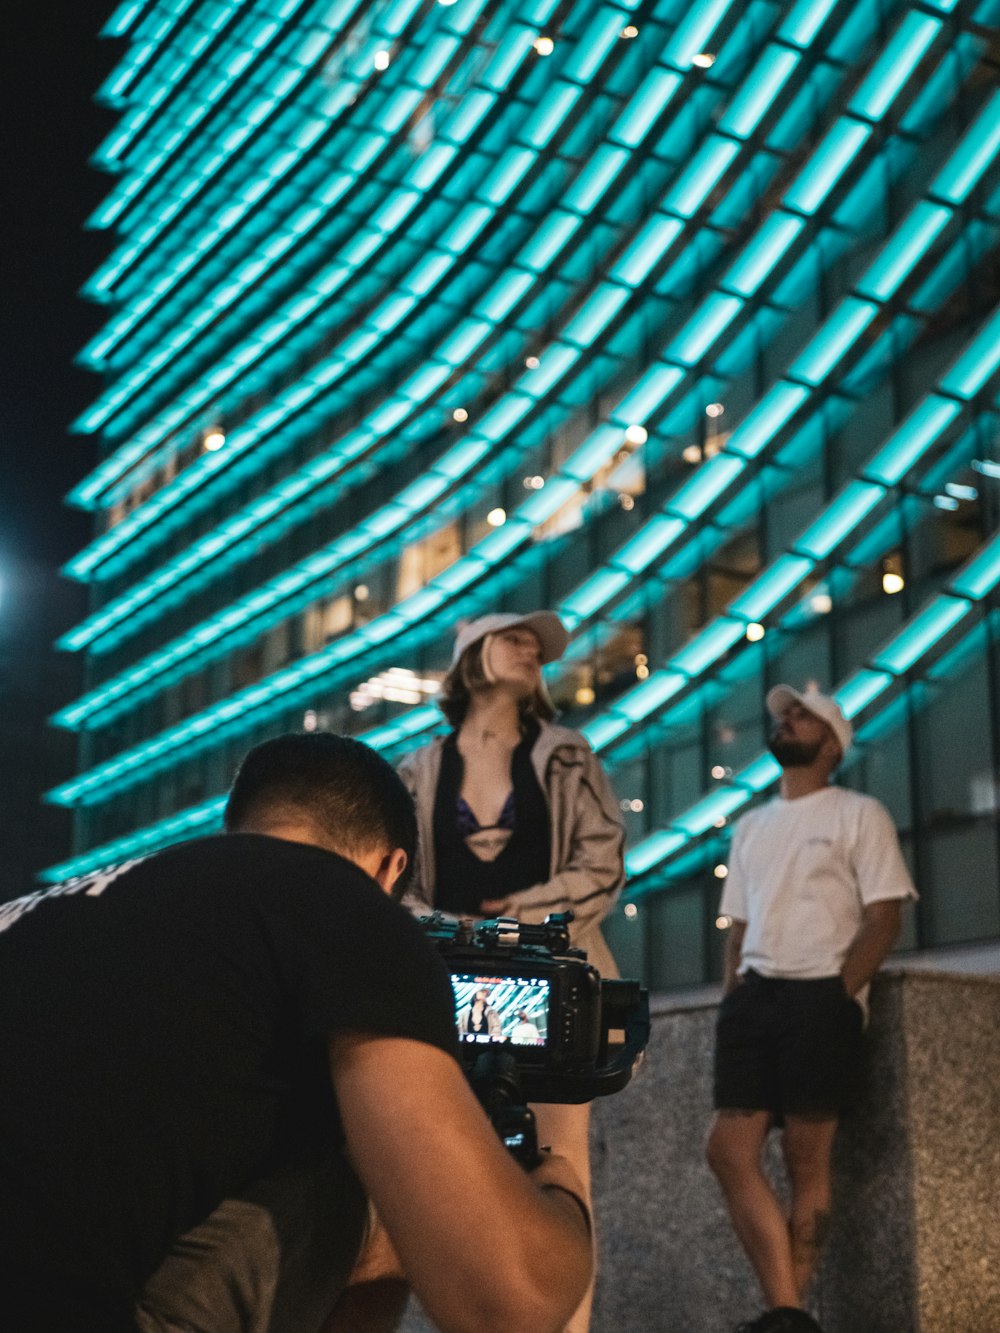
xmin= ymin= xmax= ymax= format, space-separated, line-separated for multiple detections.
xmin=847 ymin=11 xmax=941 ymax=122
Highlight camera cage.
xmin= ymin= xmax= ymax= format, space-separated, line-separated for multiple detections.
xmin=418 ymin=910 xmax=650 ymax=1106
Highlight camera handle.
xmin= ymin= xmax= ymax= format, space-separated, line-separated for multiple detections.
xmin=469 ymin=1050 xmax=542 ymax=1170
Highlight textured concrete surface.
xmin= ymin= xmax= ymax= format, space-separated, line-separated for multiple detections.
xmin=401 ymin=971 xmax=1000 ymax=1332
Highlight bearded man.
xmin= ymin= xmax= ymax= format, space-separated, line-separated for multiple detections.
xmin=705 ymin=686 xmax=917 ymax=1333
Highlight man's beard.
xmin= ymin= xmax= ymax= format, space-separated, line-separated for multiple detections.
xmin=768 ymin=734 xmax=825 ymax=767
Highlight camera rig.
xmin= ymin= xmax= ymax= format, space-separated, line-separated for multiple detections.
xmin=418 ymin=910 xmax=650 ymax=1165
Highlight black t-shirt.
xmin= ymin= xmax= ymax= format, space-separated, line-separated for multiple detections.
xmin=0 ymin=834 xmax=458 ymax=1330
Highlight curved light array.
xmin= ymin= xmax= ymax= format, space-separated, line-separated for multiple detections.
xmin=48 ymin=0 xmax=999 ymax=885
xmin=53 ymin=28 xmax=995 ymax=732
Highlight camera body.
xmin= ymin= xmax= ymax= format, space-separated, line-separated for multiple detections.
xmin=418 ymin=910 xmax=650 ymax=1107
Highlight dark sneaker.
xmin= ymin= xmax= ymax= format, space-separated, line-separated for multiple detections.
xmin=735 ymin=1310 xmax=824 ymax=1333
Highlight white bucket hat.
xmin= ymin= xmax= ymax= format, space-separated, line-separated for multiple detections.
xmin=450 ymin=612 xmax=569 ymax=667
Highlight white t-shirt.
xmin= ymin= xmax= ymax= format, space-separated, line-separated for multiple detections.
xmin=719 ymin=786 xmax=917 ymax=979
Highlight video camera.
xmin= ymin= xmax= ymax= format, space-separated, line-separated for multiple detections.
xmin=418 ymin=910 xmax=650 ymax=1165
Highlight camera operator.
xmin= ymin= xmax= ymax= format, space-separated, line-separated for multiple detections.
xmin=0 ymin=733 xmax=591 ymax=1333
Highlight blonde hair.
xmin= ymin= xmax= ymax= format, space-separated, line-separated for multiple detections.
xmin=438 ymin=638 xmax=556 ymax=728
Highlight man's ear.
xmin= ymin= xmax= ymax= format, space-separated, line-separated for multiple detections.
xmin=372 ymin=847 xmax=408 ymax=898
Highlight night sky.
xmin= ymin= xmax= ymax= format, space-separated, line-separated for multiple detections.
xmin=2 ymin=1 xmax=124 ymax=891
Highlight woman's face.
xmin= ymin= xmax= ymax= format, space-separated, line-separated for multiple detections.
xmin=481 ymin=627 xmax=542 ymax=695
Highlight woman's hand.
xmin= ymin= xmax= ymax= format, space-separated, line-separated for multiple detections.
xmin=479 ymin=896 xmax=515 ymax=917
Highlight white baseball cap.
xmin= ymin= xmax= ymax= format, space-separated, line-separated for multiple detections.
xmin=766 ymin=684 xmax=853 ymax=759
xmin=450 ymin=612 xmax=569 ymax=667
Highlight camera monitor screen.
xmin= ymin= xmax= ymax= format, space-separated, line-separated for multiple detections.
xmin=451 ymin=973 xmax=550 ymax=1049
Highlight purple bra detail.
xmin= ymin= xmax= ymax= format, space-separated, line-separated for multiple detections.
xmin=456 ymin=791 xmax=516 ymax=837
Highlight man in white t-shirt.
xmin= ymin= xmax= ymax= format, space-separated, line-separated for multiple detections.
xmin=705 ymin=685 xmax=916 ymax=1333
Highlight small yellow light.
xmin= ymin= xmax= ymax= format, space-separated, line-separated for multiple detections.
xmin=635 ymin=653 xmax=648 ymax=665
xmin=202 ymin=428 xmax=226 ymax=452
xmin=692 ymin=51 xmax=715 ymax=68
xmin=534 ymin=35 xmax=555 ymax=55
xmin=882 ymin=571 xmax=905 ymax=595
xmin=706 ymin=402 xmax=725 ymax=418
xmin=374 ymin=49 xmax=390 ymax=71
xmin=625 ymin=424 xmax=648 ymax=446
xmin=810 ymin=593 xmax=832 ymax=614
xmin=711 ymin=764 xmax=726 ymax=780
xmin=714 ymin=817 xmax=727 ymax=828
xmin=624 ymin=903 xmax=639 ymax=919
xmin=746 ymin=622 xmax=765 ymax=642
xmin=630 ymin=799 xmax=644 ymax=812
xmin=525 ymin=354 xmax=541 ymax=370
xmin=714 ymin=864 xmax=728 ymax=879
xmin=635 ymin=663 xmax=649 ymax=679
xmin=575 ymin=685 xmax=596 ymax=706
xmin=716 ymin=914 xmax=733 ymax=930
xmin=682 ymin=444 xmax=702 ymax=464
xmin=619 ymin=493 xmax=635 ymax=510
xmin=621 ymin=25 xmax=639 ymax=39
xmin=452 ymin=407 xmax=468 ymax=423
xmin=354 ymin=584 xmax=369 ymax=602
xmin=487 ymin=507 xmax=506 ymax=527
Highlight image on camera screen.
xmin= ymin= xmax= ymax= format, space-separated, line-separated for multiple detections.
xmin=451 ymin=973 xmax=550 ymax=1048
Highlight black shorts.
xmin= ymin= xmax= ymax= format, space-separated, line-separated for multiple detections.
xmin=713 ymin=970 xmax=865 ymax=1119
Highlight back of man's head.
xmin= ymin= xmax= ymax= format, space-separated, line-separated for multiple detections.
xmin=224 ymin=732 xmax=416 ymax=890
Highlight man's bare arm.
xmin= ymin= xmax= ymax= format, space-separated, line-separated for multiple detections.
xmin=840 ymin=898 xmax=903 ymax=997
xmin=722 ymin=919 xmax=747 ymax=993
xmin=329 ymin=1034 xmax=591 ymax=1333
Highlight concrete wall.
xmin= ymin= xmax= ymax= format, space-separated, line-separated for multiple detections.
xmin=402 ymin=970 xmax=1000 ymax=1332
xmin=590 ymin=970 xmax=1000 ymax=1333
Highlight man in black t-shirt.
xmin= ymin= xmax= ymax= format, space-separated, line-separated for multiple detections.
xmin=0 ymin=733 xmax=591 ymax=1333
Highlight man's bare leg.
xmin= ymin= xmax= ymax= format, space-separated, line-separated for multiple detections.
xmin=781 ymin=1114 xmax=838 ymax=1301
xmin=705 ymin=1109 xmax=800 ymax=1309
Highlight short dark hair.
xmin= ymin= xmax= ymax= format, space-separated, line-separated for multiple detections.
xmin=437 ymin=639 xmax=555 ymax=728
xmin=224 ymin=733 xmax=416 ymax=885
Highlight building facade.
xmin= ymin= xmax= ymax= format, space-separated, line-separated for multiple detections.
xmin=50 ymin=0 xmax=1000 ymax=988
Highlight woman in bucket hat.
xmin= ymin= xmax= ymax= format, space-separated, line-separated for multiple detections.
xmin=398 ymin=610 xmax=625 ymax=1333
